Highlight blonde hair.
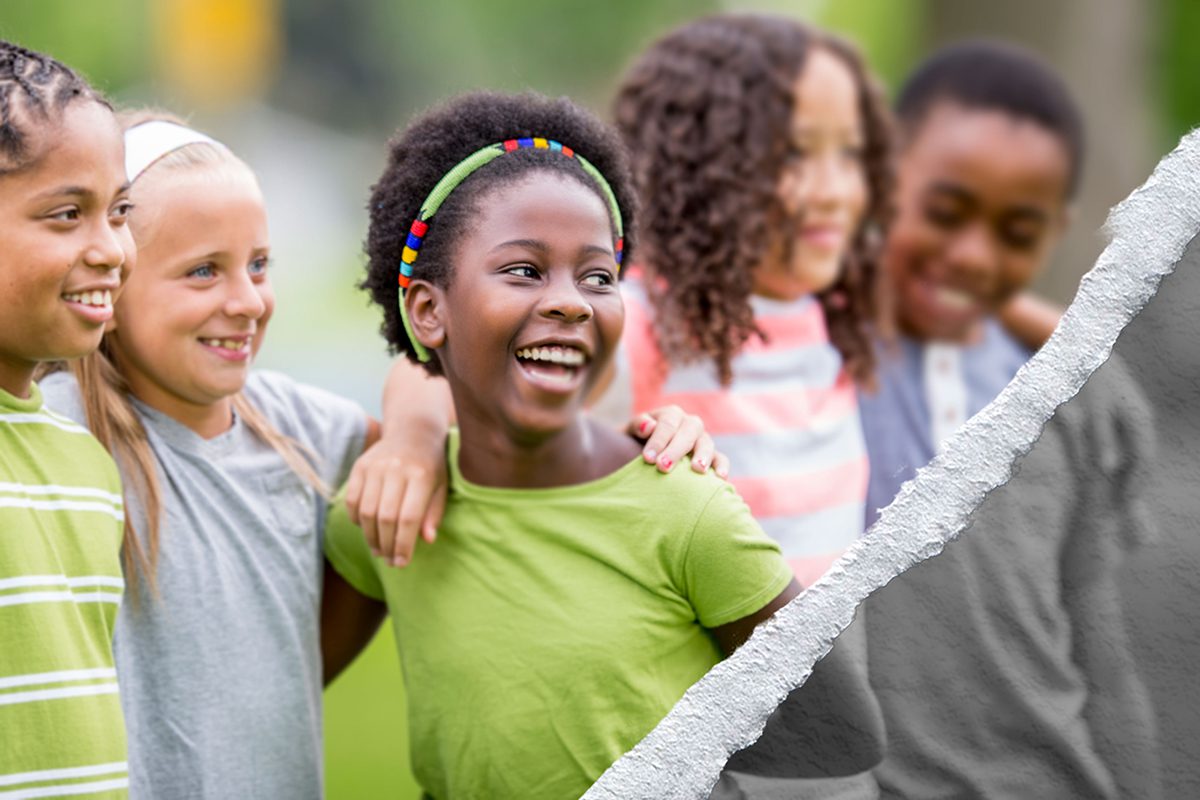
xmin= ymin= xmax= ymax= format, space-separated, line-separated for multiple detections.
xmin=64 ymin=109 xmax=328 ymax=597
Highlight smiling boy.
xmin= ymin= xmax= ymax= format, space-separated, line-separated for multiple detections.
xmin=857 ymin=41 xmax=1160 ymax=798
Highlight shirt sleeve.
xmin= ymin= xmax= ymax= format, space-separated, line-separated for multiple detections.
xmin=244 ymin=371 xmax=369 ymax=492
xmin=323 ymin=490 xmax=386 ymax=602
xmin=681 ymin=481 xmax=794 ymax=629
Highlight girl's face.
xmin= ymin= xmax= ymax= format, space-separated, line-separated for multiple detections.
xmin=754 ymin=47 xmax=868 ymax=301
xmin=418 ymin=171 xmax=623 ymax=440
xmin=110 ymin=166 xmax=273 ymax=431
xmin=0 ymin=101 xmax=133 ymax=395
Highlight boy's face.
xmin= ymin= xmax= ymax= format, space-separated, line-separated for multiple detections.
xmin=885 ymin=102 xmax=1072 ymax=343
xmin=0 ymin=101 xmax=133 ymax=396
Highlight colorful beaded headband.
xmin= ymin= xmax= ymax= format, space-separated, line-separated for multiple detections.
xmin=398 ymin=137 xmax=625 ymax=362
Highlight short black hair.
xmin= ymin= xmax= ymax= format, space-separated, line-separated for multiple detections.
xmin=0 ymin=40 xmax=107 ymax=175
xmin=897 ymin=39 xmax=1084 ymax=198
xmin=362 ymin=91 xmax=638 ymax=374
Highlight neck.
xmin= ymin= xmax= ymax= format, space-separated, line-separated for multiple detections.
xmin=0 ymin=355 xmax=37 ymax=400
xmin=125 ymin=378 xmax=235 ymax=439
xmin=455 ymin=413 xmax=613 ymax=489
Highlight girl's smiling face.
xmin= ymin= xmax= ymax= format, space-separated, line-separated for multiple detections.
xmin=755 ymin=46 xmax=868 ymax=301
xmin=0 ymin=101 xmax=133 ymax=396
xmin=412 ymin=171 xmax=623 ymax=441
xmin=109 ymin=164 xmax=273 ymax=435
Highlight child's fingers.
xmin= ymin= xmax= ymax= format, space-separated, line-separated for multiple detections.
xmin=712 ymin=451 xmax=731 ymax=480
xmin=421 ymin=484 xmax=448 ymax=544
xmin=390 ymin=471 xmax=435 ymax=567
xmin=372 ymin=469 xmax=408 ymax=566
xmin=638 ymin=405 xmax=685 ymax=465
xmin=343 ymin=462 xmax=367 ymax=526
xmin=627 ymin=413 xmax=657 ymax=441
xmin=355 ymin=470 xmax=384 ymax=556
xmin=653 ymin=412 xmax=705 ymax=473
xmin=688 ymin=434 xmax=717 ymax=474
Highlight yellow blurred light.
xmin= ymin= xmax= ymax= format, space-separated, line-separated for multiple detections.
xmin=153 ymin=0 xmax=282 ymax=108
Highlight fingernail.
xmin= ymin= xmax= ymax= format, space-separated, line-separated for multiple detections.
xmin=694 ymin=458 xmax=706 ymax=470
xmin=639 ymin=419 xmax=651 ymax=435
xmin=392 ymin=556 xmax=408 ymax=568
xmin=644 ymin=449 xmax=657 ymax=462
xmin=659 ymin=457 xmax=673 ymax=471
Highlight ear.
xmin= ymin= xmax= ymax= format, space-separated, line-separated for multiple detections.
xmin=405 ymin=279 xmax=447 ymax=352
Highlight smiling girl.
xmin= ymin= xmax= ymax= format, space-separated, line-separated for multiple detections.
xmin=0 ymin=41 xmax=135 ymax=796
xmin=324 ymin=91 xmax=802 ymax=799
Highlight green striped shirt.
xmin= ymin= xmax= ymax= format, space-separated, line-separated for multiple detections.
xmin=0 ymin=382 xmax=128 ymax=798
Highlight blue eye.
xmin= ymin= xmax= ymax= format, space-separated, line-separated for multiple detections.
xmin=249 ymin=256 xmax=270 ymax=276
xmin=188 ymin=263 xmax=216 ymax=279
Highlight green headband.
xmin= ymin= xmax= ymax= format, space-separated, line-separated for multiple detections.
xmin=398 ymin=137 xmax=625 ymax=362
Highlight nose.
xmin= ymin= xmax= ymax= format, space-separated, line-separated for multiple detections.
xmin=944 ymin=224 xmax=998 ymax=284
xmin=538 ymin=273 xmax=592 ymax=324
xmin=224 ymin=269 xmax=268 ymax=320
xmin=811 ymin=152 xmax=862 ymax=208
xmin=82 ymin=218 xmax=130 ymax=275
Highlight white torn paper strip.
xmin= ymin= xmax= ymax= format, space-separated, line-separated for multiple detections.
xmin=583 ymin=130 xmax=1200 ymax=800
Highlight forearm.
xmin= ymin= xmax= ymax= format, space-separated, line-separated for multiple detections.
xmin=381 ymin=357 xmax=454 ymax=438
xmin=320 ymin=561 xmax=388 ymax=685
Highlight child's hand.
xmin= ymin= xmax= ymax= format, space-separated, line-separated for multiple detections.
xmin=344 ymin=430 xmax=448 ymax=568
xmin=628 ymin=405 xmax=730 ymax=479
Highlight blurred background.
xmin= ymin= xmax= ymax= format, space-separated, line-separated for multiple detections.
xmin=5 ymin=0 xmax=1196 ymax=797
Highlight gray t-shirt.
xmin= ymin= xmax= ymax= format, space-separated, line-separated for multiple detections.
xmin=857 ymin=331 xmax=1160 ymax=799
xmin=42 ymin=370 xmax=367 ymax=800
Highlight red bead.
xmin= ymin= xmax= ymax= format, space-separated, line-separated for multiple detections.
xmin=399 ymin=275 xmax=411 ymax=289
xmin=503 ymin=139 xmax=519 ymax=152
xmin=410 ymin=220 xmax=428 ymax=237
xmin=562 ymin=146 xmax=574 ymax=158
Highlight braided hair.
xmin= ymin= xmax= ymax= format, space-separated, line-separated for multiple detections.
xmin=0 ymin=40 xmax=108 ymax=175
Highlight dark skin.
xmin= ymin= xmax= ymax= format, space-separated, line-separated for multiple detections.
xmin=406 ymin=170 xmax=800 ymax=645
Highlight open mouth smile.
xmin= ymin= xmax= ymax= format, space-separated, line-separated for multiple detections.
xmin=62 ymin=289 xmax=114 ymax=323
xmin=199 ymin=336 xmax=253 ymax=361
xmin=514 ymin=344 xmax=590 ymax=392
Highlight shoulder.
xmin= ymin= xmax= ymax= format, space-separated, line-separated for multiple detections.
xmin=243 ymin=370 xmax=364 ymax=432
xmin=37 ymin=371 xmax=87 ymax=426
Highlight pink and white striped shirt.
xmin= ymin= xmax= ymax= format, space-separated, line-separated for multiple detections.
xmin=594 ymin=277 xmax=868 ymax=587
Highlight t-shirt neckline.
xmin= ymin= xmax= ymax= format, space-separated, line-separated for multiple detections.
xmin=0 ymin=381 xmax=43 ymax=413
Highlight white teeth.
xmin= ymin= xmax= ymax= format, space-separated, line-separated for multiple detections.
xmin=63 ymin=290 xmax=113 ymax=308
xmin=516 ymin=346 xmax=586 ymax=366
xmin=934 ymin=287 xmax=973 ymax=310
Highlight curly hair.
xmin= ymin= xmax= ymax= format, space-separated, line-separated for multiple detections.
xmin=613 ymin=15 xmax=894 ymax=387
xmin=0 ymin=39 xmax=108 ymax=175
xmin=361 ymin=91 xmax=639 ymax=375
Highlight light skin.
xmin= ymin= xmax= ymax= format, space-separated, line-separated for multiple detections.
xmin=887 ymin=101 xmax=1072 ymax=344
xmin=406 ymin=171 xmax=799 ymax=651
xmin=753 ymin=46 xmax=868 ymax=301
xmin=0 ymin=101 xmax=134 ymax=398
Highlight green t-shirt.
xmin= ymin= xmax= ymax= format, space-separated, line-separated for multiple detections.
xmin=0 ymin=383 xmax=128 ymax=797
xmin=325 ymin=430 xmax=792 ymax=800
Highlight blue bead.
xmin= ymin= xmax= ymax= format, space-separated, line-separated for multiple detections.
xmin=549 ymin=140 xmax=562 ymax=152
xmin=517 ymin=137 xmax=534 ymax=148
xmin=406 ymin=233 xmax=423 ymax=250
xmin=400 ymin=262 xmax=414 ymax=277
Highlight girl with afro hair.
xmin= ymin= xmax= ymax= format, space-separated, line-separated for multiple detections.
xmin=327 ymin=90 xmax=815 ymax=799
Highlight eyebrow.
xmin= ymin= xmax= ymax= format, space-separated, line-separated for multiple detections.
xmin=926 ymin=182 xmax=1049 ymax=223
xmin=33 ymin=185 xmax=93 ymax=202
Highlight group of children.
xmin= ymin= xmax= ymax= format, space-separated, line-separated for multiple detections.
xmin=0 ymin=11 xmax=1157 ymax=800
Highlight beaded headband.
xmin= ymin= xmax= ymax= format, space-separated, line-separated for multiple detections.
xmin=398 ymin=137 xmax=625 ymax=362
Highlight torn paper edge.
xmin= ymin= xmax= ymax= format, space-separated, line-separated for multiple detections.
xmin=583 ymin=130 xmax=1200 ymax=800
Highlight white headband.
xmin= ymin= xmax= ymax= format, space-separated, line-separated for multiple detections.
xmin=124 ymin=120 xmax=223 ymax=182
